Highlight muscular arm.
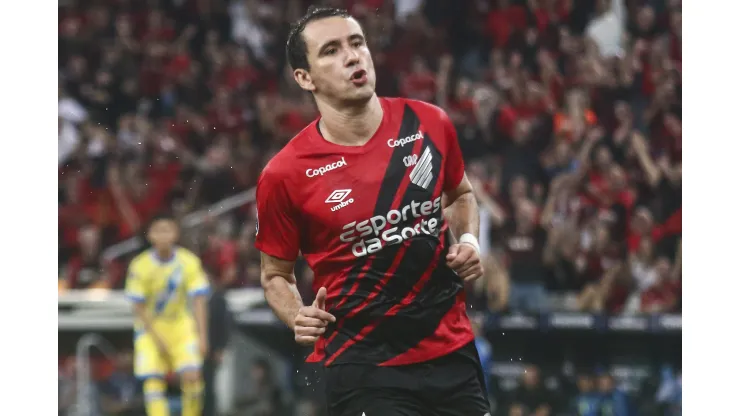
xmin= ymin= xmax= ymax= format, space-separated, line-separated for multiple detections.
xmin=443 ymin=173 xmax=480 ymax=240
xmin=260 ymin=252 xmax=303 ymax=330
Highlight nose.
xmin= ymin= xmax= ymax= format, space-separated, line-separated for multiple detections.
xmin=345 ymin=48 xmax=360 ymax=67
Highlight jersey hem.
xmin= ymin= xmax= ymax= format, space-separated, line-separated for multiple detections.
xmin=308 ymin=332 xmax=476 ymax=367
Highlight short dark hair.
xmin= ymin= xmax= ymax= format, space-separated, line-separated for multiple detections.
xmin=148 ymin=211 xmax=178 ymax=229
xmin=286 ymin=6 xmax=352 ymax=71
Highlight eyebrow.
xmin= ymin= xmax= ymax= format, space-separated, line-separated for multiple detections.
xmin=317 ymin=33 xmax=365 ymax=55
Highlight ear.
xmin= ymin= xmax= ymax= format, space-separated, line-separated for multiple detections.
xmin=293 ymin=68 xmax=316 ymax=92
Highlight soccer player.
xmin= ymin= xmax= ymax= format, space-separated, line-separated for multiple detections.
xmin=255 ymin=7 xmax=489 ymax=416
xmin=125 ymin=213 xmax=210 ymax=416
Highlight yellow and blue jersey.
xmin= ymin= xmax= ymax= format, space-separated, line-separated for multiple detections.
xmin=125 ymin=247 xmax=210 ymax=377
xmin=125 ymin=247 xmax=210 ymax=324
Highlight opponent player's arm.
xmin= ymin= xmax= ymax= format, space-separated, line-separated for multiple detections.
xmin=260 ymin=253 xmax=304 ymax=329
xmin=132 ymin=304 xmax=161 ymax=337
xmin=125 ymin=267 xmax=167 ymax=350
xmin=443 ymin=173 xmax=480 ymax=241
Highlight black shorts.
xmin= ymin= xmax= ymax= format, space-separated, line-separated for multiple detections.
xmin=325 ymin=342 xmax=491 ymax=416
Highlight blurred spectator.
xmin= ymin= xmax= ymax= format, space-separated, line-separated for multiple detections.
xmin=655 ymin=365 xmax=681 ymax=416
xmin=232 ymin=357 xmax=286 ymax=416
xmin=595 ymin=371 xmax=630 ymax=416
xmin=98 ymin=350 xmax=145 ymax=416
xmin=637 ymin=256 xmax=680 ymax=313
xmin=586 ymin=0 xmax=626 ymax=58
xmin=203 ymin=222 xmax=239 ymax=288
xmin=508 ymin=365 xmax=556 ymax=416
xmin=59 ymin=356 xmax=102 ymax=416
xmin=571 ymin=372 xmax=601 ymax=416
xmin=471 ymin=314 xmax=493 ymax=395
xmin=498 ymin=199 xmax=549 ymax=312
xmin=59 ymin=224 xmax=122 ymax=291
xmin=294 ymin=399 xmax=321 ymax=416
xmin=59 ymin=358 xmax=77 ymax=416
xmin=205 ymin=273 xmax=233 ymax=416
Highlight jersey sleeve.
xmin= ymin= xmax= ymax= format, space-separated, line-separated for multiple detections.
xmin=185 ymin=256 xmax=210 ymax=297
xmin=124 ymin=260 xmax=146 ymax=303
xmin=440 ymin=109 xmax=466 ymax=192
xmin=254 ymin=165 xmax=301 ymax=260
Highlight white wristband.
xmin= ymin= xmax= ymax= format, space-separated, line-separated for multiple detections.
xmin=458 ymin=233 xmax=480 ymax=255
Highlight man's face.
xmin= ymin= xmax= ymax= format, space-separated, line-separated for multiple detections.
xmin=555 ymin=141 xmax=571 ymax=164
xmin=510 ymin=176 xmax=528 ymax=200
xmin=522 ymin=365 xmax=540 ymax=387
xmin=594 ymin=225 xmax=610 ymax=250
xmin=655 ymin=257 xmax=671 ymax=280
xmin=597 ymin=374 xmax=614 ymax=392
xmin=632 ymin=208 xmax=654 ymax=233
xmin=577 ymin=374 xmax=593 ymax=392
xmin=79 ymin=226 xmax=100 ymax=254
xmin=148 ymin=219 xmax=179 ymax=249
xmin=595 ymin=146 xmax=613 ymax=170
xmin=295 ymin=16 xmax=376 ymax=104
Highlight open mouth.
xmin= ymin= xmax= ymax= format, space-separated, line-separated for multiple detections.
xmin=350 ymin=69 xmax=367 ymax=81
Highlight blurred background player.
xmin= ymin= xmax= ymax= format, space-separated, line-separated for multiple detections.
xmin=125 ymin=212 xmax=210 ymax=416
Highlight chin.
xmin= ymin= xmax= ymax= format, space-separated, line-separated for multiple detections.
xmin=342 ymin=87 xmax=375 ymax=105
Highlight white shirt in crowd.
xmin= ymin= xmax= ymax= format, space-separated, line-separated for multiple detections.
xmin=230 ymin=0 xmax=269 ymax=61
xmin=59 ymin=120 xmax=80 ymax=167
xmin=394 ymin=0 xmax=424 ymax=23
xmin=586 ymin=0 xmax=626 ymax=58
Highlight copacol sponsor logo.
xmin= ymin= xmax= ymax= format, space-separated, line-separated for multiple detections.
xmin=306 ymin=157 xmax=348 ymax=178
xmin=387 ymin=130 xmax=423 ymax=148
xmin=326 ymin=189 xmax=354 ymax=212
xmin=340 ymin=196 xmax=443 ymax=257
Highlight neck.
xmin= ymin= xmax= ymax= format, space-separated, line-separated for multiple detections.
xmin=316 ymin=94 xmax=383 ymax=146
xmin=155 ymin=247 xmax=174 ymax=261
xmin=81 ymin=249 xmax=97 ymax=262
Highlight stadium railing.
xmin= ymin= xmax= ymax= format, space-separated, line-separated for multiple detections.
xmin=100 ymin=187 xmax=256 ymax=262
xmin=58 ymin=288 xmax=267 ymax=330
xmin=58 ymin=284 xmax=681 ymax=333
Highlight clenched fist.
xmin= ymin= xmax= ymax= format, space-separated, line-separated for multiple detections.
xmin=294 ymin=287 xmax=336 ymax=346
xmin=446 ymin=243 xmax=484 ymax=281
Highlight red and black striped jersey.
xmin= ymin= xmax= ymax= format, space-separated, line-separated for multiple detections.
xmin=254 ymin=97 xmax=474 ymax=366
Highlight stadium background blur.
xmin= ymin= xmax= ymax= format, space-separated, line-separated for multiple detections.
xmin=58 ymin=0 xmax=681 ymax=415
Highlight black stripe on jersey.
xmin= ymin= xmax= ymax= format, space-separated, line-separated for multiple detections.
xmin=338 ymin=255 xmax=461 ymax=365
xmin=375 ymin=104 xmax=421 ymax=215
xmin=327 ymin=104 xmax=421 ymax=337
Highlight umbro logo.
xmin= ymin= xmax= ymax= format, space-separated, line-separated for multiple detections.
xmin=326 ymin=189 xmax=354 ymax=212
xmin=409 ymin=146 xmax=434 ymax=189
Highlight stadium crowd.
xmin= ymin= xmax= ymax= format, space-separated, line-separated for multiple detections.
xmin=58 ymin=0 xmax=682 ymax=415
